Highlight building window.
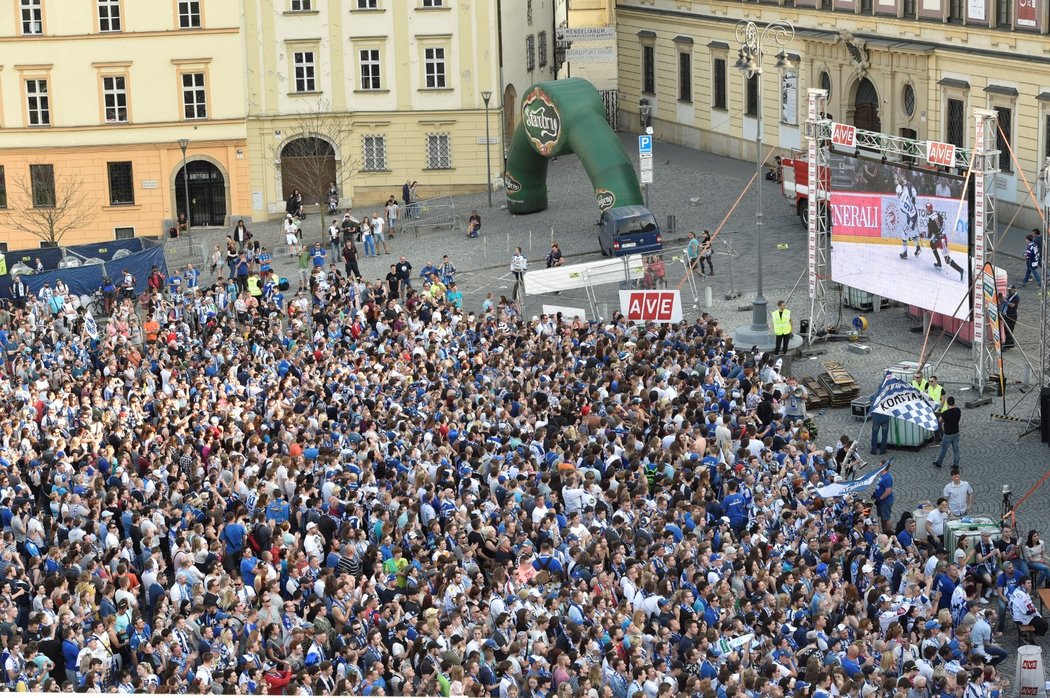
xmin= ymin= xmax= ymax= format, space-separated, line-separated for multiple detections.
xmin=26 ymin=79 xmax=50 ymax=126
xmin=678 ymin=52 xmax=692 ymax=102
xmin=424 ymin=47 xmax=446 ymax=88
xmin=360 ymin=49 xmax=381 ymax=90
xmin=948 ymin=0 xmax=963 ymax=21
xmin=30 ymin=164 xmax=55 ymax=208
xmin=642 ymin=45 xmax=655 ymax=94
xmin=115 ymin=227 xmax=135 ymax=240
xmin=745 ymin=73 xmax=759 ymax=117
xmin=819 ymin=70 xmax=832 ymax=97
xmin=357 ymin=0 xmax=377 ymax=6
xmin=362 ymin=135 xmax=387 ymax=171
xmin=0 ymin=166 xmax=6 ymax=209
xmin=107 ymin=161 xmax=134 ymax=205
xmin=426 ymin=133 xmax=452 ymax=169
xmin=902 ymin=84 xmax=916 ymax=117
xmin=945 ymin=98 xmax=965 ymax=148
xmin=98 ymin=0 xmax=121 ymax=31
xmin=996 ymin=0 xmax=1011 ymax=25
xmin=1041 ymin=112 xmax=1050 ymax=159
xmin=538 ymin=31 xmax=548 ymax=69
xmin=995 ymin=106 xmax=1013 ymax=172
xmin=713 ymin=57 xmax=727 ymax=110
xmin=103 ymin=76 xmax=128 ymax=123
xmin=293 ymin=52 xmax=316 ymax=93
xmin=182 ymin=72 xmax=207 ymax=119
xmin=526 ymin=35 xmax=536 ymax=72
xmin=21 ymin=0 xmax=42 ymax=35
xmin=422 ymin=0 xmax=443 ymax=5
xmin=527 ymin=0 xmax=533 ymax=24
xmin=781 ymin=69 xmax=798 ymax=124
xmin=903 ymin=0 xmax=916 ymax=15
xmin=178 ymin=0 xmax=201 ymax=28
xmin=291 ymin=0 xmax=312 ymax=9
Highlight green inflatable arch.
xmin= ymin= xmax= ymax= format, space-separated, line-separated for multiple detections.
xmin=505 ymin=78 xmax=644 ymax=215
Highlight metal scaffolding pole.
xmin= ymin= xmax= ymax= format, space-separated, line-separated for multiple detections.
xmin=971 ymin=109 xmax=999 ymax=394
xmin=805 ymin=88 xmax=830 ymax=345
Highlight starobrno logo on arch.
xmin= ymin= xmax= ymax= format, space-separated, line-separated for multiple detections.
xmin=522 ymin=88 xmax=562 ymax=157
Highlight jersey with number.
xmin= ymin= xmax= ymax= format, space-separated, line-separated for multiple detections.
xmin=897 ymin=183 xmax=917 ymax=218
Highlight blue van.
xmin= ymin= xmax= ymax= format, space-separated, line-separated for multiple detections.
xmin=598 ymin=205 xmax=663 ymax=257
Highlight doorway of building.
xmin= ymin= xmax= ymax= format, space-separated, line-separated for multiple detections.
xmin=175 ymin=161 xmax=227 ymax=227
xmin=280 ymin=137 xmax=336 ymax=203
xmin=852 ymin=78 xmax=881 ymax=133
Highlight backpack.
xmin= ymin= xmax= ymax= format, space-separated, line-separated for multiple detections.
xmin=533 ymin=555 xmax=564 ymax=585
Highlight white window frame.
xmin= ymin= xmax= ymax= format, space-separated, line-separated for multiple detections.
xmin=98 ymin=0 xmax=121 ymax=32
xmin=181 ymin=72 xmax=207 ymax=120
xmin=178 ymin=0 xmax=201 ymax=29
xmin=426 ymin=133 xmax=452 ymax=169
xmin=114 ymin=227 xmax=136 ymax=240
xmin=290 ymin=0 xmax=312 ymax=10
xmin=360 ymin=49 xmax=381 ymax=90
xmin=356 ymin=0 xmax=378 ymax=7
xmin=26 ymin=79 xmax=49 ymax=126
xmin=103 ymin=75 xmax=128 ymax=123
xmin=422 ymin=0 xmax=444 ymax=6
xmin=293 ymin=51 xmax=317 ymax=93
xmin=424 ymin=47 xmax=446 ymax=89
xmin=21 ymin=0 xmax=42 ymax=35
xmin=362 ymin=135 xmax=387 ymax=171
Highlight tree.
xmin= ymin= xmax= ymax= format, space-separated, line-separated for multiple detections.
xmin=8 ymin=164 xmax=97 ymax=246
xmin=272 ymin=98 xmax=361 ymax=238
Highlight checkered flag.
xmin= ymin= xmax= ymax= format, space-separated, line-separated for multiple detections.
xmin=870 ymin=374 xmax=940 ymax=432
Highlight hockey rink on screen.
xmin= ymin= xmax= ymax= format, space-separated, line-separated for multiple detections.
xmin=830 ymin=238 xmax=972 ymax=320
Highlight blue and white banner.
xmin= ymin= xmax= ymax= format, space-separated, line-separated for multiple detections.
xmin=815 ymin=460 xmax=891 ymax=499
xmin=870 ymin=374 xmax=940 ymax=432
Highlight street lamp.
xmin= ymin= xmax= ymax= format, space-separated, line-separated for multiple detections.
xmin=177 ymin=138 xmax=191 ymax=239
xmin=481 ymin=91 xmax=493 ymax=208
xmin=731 ymin=19 xmax=795 ymax=351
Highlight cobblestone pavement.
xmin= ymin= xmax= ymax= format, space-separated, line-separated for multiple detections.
xmin=165 ymin=135 xmax=1050 ymax=670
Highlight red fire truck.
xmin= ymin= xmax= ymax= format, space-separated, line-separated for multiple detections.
xmin=779 ymin=152 xmax=829 ymax=228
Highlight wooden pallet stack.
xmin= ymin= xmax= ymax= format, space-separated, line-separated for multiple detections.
xmin=802 ymin=376 xmax=830 ymax=409
xmin=817 ymin=361 xmax=861 ymax=408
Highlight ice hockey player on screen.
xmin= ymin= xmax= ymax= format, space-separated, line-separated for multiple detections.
xmin=926 ymin=202 xmax=965 ymax=281
xmin=897 ymin=170 xmax=922 ymax=259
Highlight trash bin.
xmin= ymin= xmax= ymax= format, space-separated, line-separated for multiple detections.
xmin=1015 ymin=644 xmax=1045 ymax=697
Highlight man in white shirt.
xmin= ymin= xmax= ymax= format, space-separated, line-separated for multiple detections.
xmin=372 ymin=213 xmax=389 ymax=255
xmin=942 ymin=468 xmax=973 ymax=516
xmin=925 ymin=497 xmax=950 ymax=551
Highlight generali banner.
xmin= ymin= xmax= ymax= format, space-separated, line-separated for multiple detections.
xmin=830 ymin=191 xmax=967 ymax=243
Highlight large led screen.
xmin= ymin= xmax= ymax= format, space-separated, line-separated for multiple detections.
xmin=829 ymin=153 xmax=972 ymax=319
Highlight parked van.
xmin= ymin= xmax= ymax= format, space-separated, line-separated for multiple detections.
xmin=598 ymin=205 xmax=663 ymax=257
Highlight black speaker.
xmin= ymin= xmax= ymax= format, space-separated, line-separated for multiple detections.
xmin=1040 ymin=387 xmax=1050 ymax=443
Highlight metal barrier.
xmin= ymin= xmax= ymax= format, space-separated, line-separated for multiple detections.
xmin=402 ymin=195 xmax=462 ymax=238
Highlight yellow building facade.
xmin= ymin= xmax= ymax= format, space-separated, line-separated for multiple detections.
xmin=243 ymin=0 xmax=501 ymax=220
xmin=0 ymin=0 xmax=250 ymax=249
xmin=616 ymin=0 xmax=1050 ymax=226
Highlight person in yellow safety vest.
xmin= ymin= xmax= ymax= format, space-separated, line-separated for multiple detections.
xmin=911 ymin=372 xmax=930 ymax=393
xmin=926 ymin=375 xmax=946 ymax=411
xmin=772 ymin=300 xmax=792 ymax=356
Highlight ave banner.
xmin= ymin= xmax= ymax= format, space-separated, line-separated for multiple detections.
xmin=619 ymin=290 xmax=683 ymax=323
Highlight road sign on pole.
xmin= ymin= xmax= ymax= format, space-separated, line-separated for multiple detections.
xmin=638 ymin=135 xmax=653 ymax=155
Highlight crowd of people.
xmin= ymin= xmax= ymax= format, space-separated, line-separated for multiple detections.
xmin=0 ymin=224 xmax=1038 ymax=698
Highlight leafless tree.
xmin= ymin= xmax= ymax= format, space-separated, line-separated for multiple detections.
xmin=272 ymin=98 xmax=361 ymax=237
xmin=8 ymin=164 xmax=97 ymax=246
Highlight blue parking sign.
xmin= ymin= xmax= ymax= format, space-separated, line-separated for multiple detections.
xmin=638 ymin=135 xmax=652 ymax=155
